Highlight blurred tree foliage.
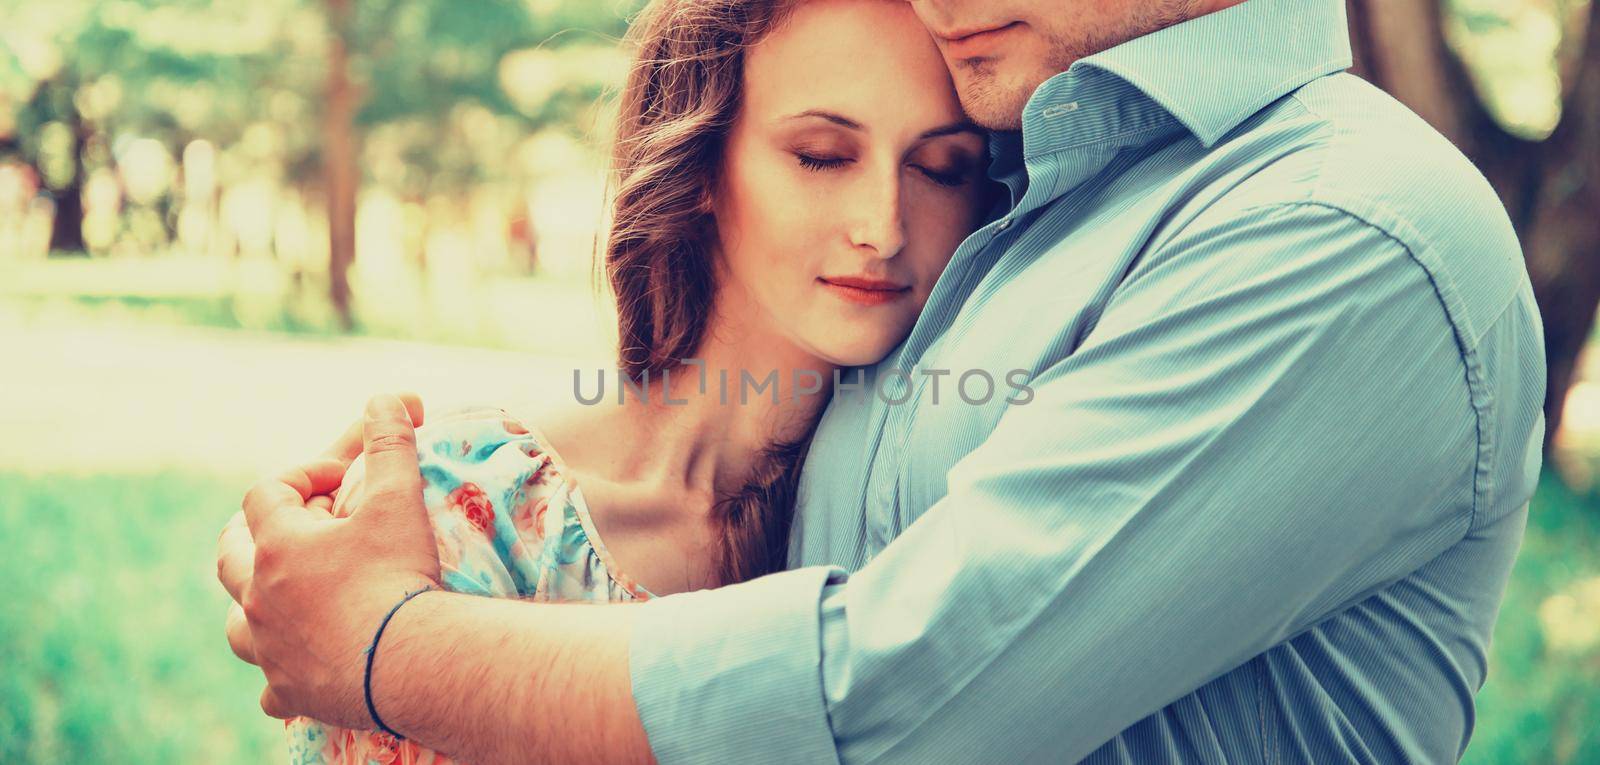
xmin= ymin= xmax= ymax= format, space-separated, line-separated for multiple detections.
xmin=1348 ymin=0 xmax=1598 ymax=451
xmin=4 ymin=0 xmax=1597 ymax=451
xmin=0 ymin=0 xmax=642 ymax=324
xmin=317 ymin=0 xmax=640 ymax=325
xmin=2 ymin=4 xmax=265 ymax=252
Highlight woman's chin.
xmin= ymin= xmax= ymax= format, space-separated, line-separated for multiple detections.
xmin=815 ymin=338 xmax=904 ymax=369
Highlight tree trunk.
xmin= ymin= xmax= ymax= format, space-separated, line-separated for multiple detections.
xmin=324 ymin=0 xmax=360 ymax=331
xmin=1525 ymin=0 xmax=1600 ymax=455
xmin=1348 ymin=0 xmax=1600 ymax=454
xmin=42 ymin=78 xmax=88 ymax=255
xmin=46 ymin=144 xmax=87 ymax=254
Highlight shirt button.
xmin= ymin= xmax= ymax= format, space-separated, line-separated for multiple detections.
xmin=996 ymin=218 xmax=1013 ymax=231
xmin=1042 ymin=101 xmax=1080 ymax=118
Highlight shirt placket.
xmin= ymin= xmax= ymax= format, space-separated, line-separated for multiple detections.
xmin=861 ymin=215 xmax=1027 ymax=549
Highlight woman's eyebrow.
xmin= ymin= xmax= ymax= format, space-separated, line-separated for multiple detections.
xmin=782 ymin=109 xmax=862 ymax=130
xmin=781 ymin=111 xmax=985 ymax=142
xmin=919 ymin=121 xmax=985 ymax=140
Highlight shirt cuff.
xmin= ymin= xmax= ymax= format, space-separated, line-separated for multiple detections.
xmin=630 ymin=565 xmax=847 ymax=765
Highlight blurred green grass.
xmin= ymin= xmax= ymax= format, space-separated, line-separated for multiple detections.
xmin=1463 ymin=473 xmax=1600 ymax=764
xmin=0 ymin=470 xmax=284 ymax=764
xmin=1 ymin=468 xmax=1596 ymax=764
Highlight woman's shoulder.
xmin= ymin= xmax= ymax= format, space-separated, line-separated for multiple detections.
xmin=425 ymin=398 xmax=613 ymax=456
xmin=412 ymin=403 xmax=556 ymax=470
xmin=410 ymin=402 xmax=580 ymax=508
xmin=495 ymin=400 xmax=616 ymax=470
xmin=412 ymin=401 xmax=651 ymax=600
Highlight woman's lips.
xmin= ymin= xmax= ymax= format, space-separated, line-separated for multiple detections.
xmin=819 ymin=277 xmax=911 ymax=306
xmin=942 ymin=21 xmax=1023 ymax=59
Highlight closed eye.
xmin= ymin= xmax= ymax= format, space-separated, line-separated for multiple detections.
xmin=796 ymin=153 xmax=852 ymax=172
xmin=914 ymin=165 xmax=971 ymax=188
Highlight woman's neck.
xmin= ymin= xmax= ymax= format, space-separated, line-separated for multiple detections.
xmin=592 ymin=319 xmax=836 ymax=504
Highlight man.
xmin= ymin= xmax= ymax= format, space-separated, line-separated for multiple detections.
xmin=218 ymin=0 xmax=1546 ymax=761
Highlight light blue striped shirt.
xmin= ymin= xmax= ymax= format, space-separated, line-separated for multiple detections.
xmin=628 ymin=0 xmax=1547 ymax=762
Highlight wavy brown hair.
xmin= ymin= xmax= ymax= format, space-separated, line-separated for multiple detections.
xmin=603 ymin=0 xmax=820 ymax=585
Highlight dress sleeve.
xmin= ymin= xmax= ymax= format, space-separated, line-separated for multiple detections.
xmin=331 ymin=403 xmax=564 ymax=599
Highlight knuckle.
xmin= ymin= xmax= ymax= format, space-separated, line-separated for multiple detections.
xmin=217 ymin=540 xmax=244 ymax=582
xmin=226 ymin=621 xmax=252 ymax=660
xmin=365 ymin=431 xmax=416 ymax=453
xmin=262 ymin=687 xmax=294 ymax=720
xmin=243 ymin=477 xmax=276 ymax=506
xmin=217 ymin=511 xmax=241 ymax=543
xmin=248 ymin=552 xmax=271 ymax=583
xmin=252 ymin=533 xmax=281 ymax=567
xmin=240 ymin=589 xmax=266 ymax=624
xmin=241 ymin=483 xmax=261 ymax=512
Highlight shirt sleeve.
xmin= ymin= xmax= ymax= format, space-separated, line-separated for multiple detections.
xmin=628 ymin=202 xmax=1513 ymax=763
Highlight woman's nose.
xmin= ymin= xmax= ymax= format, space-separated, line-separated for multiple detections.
xmin=847 ymin=167 xmax=908 ymax=259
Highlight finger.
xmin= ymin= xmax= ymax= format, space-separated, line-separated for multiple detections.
xmin=241 ymin=459 xmax=348 ymax=533
xmin=359 ymin=394 xmax=425 ymax=520
xmin=399 ymin=391 xmax=424 ymax=428
xmin=324 ymin=392 xmax=426 ymax=468
xmin=307 ymin=495 xmax=334 ymax=515
xmin=261 ymin=686 xmax=293 ymax=720
xmin=322 ymin=417 xmax=365 ymax=467
xmin=217 ymin=511 xmax=255 ymax=603
xmin=226 ymin=603 xmax=257 ymax=665
xmin=298 ymin=457 xmax=350 ymax=496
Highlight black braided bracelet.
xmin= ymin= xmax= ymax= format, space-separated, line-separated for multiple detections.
xmin=363 ymin=584 xmax=437 ymax=739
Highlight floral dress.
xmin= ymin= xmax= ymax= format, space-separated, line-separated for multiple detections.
xmin=284 ymin=404 xmax=654 ymax=765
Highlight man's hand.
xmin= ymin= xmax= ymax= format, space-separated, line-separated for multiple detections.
xmin=217 ymin=392 xmax=426 ymax=669
xmin=217 ymin=392 xmax=439 ymax=727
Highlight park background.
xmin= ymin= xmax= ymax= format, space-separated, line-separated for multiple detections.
xmin=1 ymin=0 xmax=1598 ymax=762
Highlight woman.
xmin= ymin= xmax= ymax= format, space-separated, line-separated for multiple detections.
xmin=287 ymin=0 xmax=993 ymax=760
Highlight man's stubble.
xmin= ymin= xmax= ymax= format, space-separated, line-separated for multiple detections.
xmin=953 ymin=0 xmax=1202 ymax=131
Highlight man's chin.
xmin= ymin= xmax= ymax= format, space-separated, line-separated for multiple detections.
xmin=950 ymin=65 xmax=1037 ymax=132
xmin=965 ymin=107 xmax=1024 ymax=132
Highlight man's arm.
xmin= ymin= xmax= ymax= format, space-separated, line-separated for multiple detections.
xmin=625 ymin=202 xmax=1544 ymax=763
xmin=368 ymin=592 xmax=654 ymax=765
xmin=220 ymin=394 xmax=654 ymax=764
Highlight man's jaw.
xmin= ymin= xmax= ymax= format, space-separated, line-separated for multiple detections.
xmin=948 ymin=61 xmax=1035 ymax=132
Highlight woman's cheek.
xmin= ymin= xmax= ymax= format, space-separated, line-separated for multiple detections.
xmin=753 ymin=176 xmax=822 ymax=254
xmin=906 ymin=203 xmax=968 ymax=267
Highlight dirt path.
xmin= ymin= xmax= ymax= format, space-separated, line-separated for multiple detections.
xmin=2 ymin=317 xmax=611 ymax=474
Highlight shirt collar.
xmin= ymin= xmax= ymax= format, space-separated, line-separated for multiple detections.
xmin=988 ymin=0 xmax=1352 ymax=169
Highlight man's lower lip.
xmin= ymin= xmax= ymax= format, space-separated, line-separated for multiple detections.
xmin=821 ymin=281 xmax=909 ymax=305
xmin=945 ymin=22 xmax=1021 ymax=58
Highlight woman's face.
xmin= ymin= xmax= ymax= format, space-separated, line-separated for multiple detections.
xmin=713 ymin=0 xmax=990 ymax=368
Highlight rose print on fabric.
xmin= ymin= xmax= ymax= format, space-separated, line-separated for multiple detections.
xmin=286 ymin=405 xmax=647 ymax=765
xmin=448 ymin=482 xmax=495 ymax=532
